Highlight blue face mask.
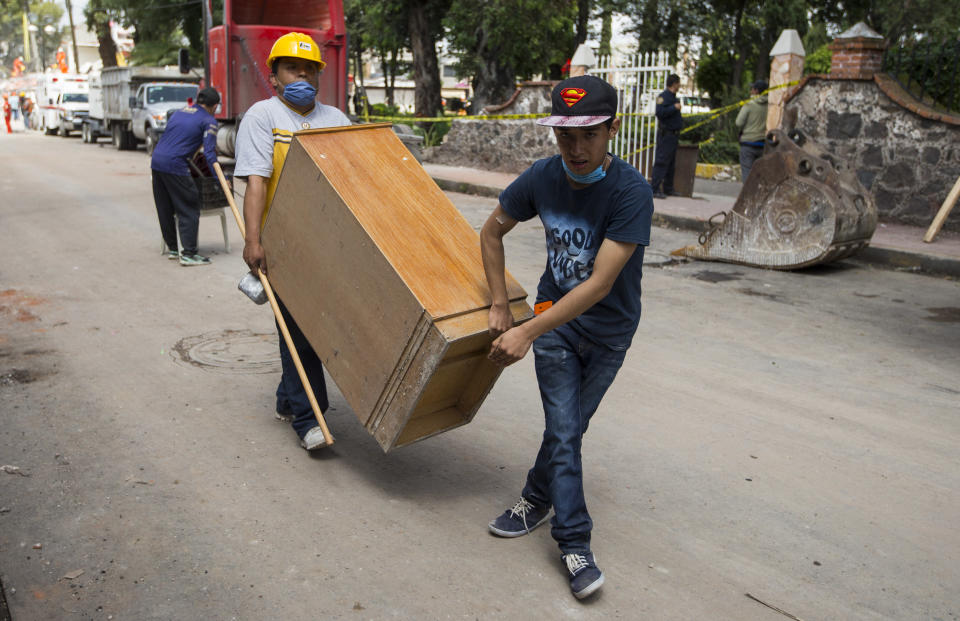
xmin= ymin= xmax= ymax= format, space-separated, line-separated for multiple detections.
xmin=282 ymin=81 xmax=317 ymax=107
xmin=561 ymin=158 xmax=607 ymax=184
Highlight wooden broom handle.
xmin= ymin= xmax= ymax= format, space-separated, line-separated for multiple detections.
xmin=924 ymin=173 xmax=960 ymax=243
xmin=213 ymin=163 xmax=334 ymax=447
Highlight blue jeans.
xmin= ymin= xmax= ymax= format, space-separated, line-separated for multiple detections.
xmin=521 ymin=324 xmax=626 ymax=554
xmin=275 ymin=297 xmax=329 ymax=439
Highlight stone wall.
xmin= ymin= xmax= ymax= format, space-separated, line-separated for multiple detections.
xmin=785 ymin=76 xmax=960 ymax=230
xmin=423 ymin=82 xmax=558 ymax=174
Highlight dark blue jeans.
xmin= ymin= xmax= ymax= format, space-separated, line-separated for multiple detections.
xmin=650 ymin=130 xmax=678 ymax=194
xmin=275 ymin=297 xmax=329 ymax=439
xmin=152 ymin=170 xmax=201 ymax=255
xmin=521 ymin=324 xmax=626 ymax=554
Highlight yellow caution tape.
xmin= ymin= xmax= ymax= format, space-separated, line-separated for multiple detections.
xmin=618 ymin=79 xmax=801 ymax=158
xmin=359 ymin=79 xmax=801 ymax=161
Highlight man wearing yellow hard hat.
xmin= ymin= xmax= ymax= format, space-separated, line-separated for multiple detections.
xmin=234 ymin=32 xmax=351 ymax=451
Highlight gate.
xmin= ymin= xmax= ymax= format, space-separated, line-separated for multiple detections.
xmin=592 ymin=52 xmax=672 ymax=177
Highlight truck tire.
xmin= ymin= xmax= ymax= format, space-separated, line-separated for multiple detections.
xmin=58 ymin=121 xmax=68 ymax=137
xmin=145 ymin=129 xmax=158 ymax=156
xmin=112 ymin=124 xmax=123 ymax=149
xmin=122 ymin=129 xmax=137 ymax=151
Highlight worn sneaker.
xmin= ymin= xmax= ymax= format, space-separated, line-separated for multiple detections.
xmin=179 ymin=253 xmax=211 ymax=266
xmin=299 ymin=426 xmax=328 ymax=451
xmin=652 ymin=191 xmax=667 ymax=199
xmin=275 ymin=406 xmax=294 ymax=423
xmin=563 ymin=552 xmax=604 ymax=599
xmin=163 ymin=249 xmax=179 ymax=260
xmin=488 ymin=497 xmax=551 ymax=537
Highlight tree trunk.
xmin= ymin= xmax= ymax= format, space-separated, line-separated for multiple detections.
xmin=576 ymin=0 xmax=590 ymax=45
xmin=730 ymin=0 xmax=747 ymax=88
xmin=599 ymin=6 xmax=613 ymax=58
xmin=94 ymin=18 xmax=118 ymax=68
xmin=408 ymin=1 xmax=442 ymax=118
xmin=468 ymin=26 xmax=516 ymax=114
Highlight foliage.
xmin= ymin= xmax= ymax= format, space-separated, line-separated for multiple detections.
xmin=345 ymin=0 xmax=410 ymax=105
xmin=412 ymin=119 xmax=451 ymax=146
xmin=0 ymin=1 xmax=65 ymax=74
xmin=83 ymin=0 xmax=204 ymax=68
xmin=371 ymin=102 xmax=400 ymax=116
xmin=804 ymin=44 xmax=831 ymax=75
xmin=444 ymin=0 xmax=577 ymax=111
xmin=808 ymin=0 xmax=960 ymax=44
xmin=884 ymin=39 xmax=960 ymax=113
xmin=697 ymin=140 xmax=740 ymax=164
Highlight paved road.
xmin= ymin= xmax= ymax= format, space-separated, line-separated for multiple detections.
xmin=1 ymin=131 xmax=958 ymax=620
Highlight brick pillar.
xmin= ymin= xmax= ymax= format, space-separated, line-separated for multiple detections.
xmin=829 ymin=22 xmax=886 ymax=80
xmin=767 ymin=29 xmax=805 ymax=131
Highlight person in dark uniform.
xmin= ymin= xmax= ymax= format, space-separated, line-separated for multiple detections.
xmin=650 ymin=74 xmax=682 ymax=199
xmin=151 ymin=87 xmax=220 ymax=266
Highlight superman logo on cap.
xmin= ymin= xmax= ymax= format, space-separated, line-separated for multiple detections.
xmin=560 ymin=88 xmax=587 ymax=107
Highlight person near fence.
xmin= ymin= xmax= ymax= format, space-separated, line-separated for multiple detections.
xmin=480 ymin=75 xmax=653 ymax=600
xmin=150 ymin=86 xmax=220 ymax=266
xmin=736 ymin=80 xmax=769 ymax=182
xmin=233 ymin=32 xmax=351 ymax=451
xmin=650 ymin=73 xmax=683 ymax=199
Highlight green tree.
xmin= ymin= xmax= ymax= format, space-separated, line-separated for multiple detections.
xmin=406 ymin=0 xmax=450 ymax=118
xmin=83 ymin=0 xmax=204 ymax=68
xmin=0 ymin=0 xmax=64 ymax=73
xmin=445 ymin=0 xmax=577 ymax=113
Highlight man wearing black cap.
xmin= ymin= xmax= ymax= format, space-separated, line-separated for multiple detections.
xmin=736 ymin=80 xmax=769 ymax=182
xmin=650 ymin=73 xmax=683 ymax=199
xmin=151 ymin=86 xmax=221 ymax=266
xmin=480 ymin=75 xmax=653 ymax=600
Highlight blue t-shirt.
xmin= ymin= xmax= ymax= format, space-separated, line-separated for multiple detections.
xmin=151 ymin=105 xmax=218 ymax=176
xmin=499 ymin=154 xmax=654 ymax=350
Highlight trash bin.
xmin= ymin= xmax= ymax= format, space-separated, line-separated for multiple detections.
xmin=674 ymin=144 xmax=699 ymax=197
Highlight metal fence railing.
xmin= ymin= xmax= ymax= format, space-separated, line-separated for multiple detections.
xmin=593 ymin=52 xmax=673 ymax=176
xmin=883 ymin=38 xmax=960 ymax=114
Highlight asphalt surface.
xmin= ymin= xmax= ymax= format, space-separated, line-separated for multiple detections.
xmin=1 ymin=131 xmax=959 ymax=620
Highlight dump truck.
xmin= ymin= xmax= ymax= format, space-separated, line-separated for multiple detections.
xmin=83 ymin=66 xmax=200 ymax=152
xmin=673 ymin=128 xmax=877 ymax=269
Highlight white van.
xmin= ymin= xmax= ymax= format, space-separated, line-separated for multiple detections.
xmin=37 ymin=73 xmax=89 ymax=137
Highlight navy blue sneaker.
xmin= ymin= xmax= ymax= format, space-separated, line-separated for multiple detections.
xmin=563 ymin=552 xmax=604 ymax=599
xmin=488 ymin=497 xmax=551 ymax=537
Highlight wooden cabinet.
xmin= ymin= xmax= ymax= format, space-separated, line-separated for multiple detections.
xmin=262 ymin=124 xmax=532 ymax=451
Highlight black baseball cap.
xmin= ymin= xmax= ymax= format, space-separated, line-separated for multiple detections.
xmin=751 ymin=80 xmax=768 ymax=92
xmin=537 ymin=75 xmax=618 ymax=127
xmin=197 ymin=87 xmax=220 ymax=106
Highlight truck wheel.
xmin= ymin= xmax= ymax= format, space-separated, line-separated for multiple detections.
xmin=58 ymin=122 xmax=67 ymax=137
xmin=122 ymin=129 xmax=137 ymax=151
xmin=81 ymin=124 xmax=89 ymax=143
xmin=145 ymin=129 xmax=158 ymax=156
xmin=112 ymin=125 xmax=124 ymax=150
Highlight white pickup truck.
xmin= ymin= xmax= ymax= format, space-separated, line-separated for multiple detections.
xmin=83 ymin=67 xmax=199 ymax=153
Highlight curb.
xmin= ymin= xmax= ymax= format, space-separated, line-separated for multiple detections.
xmin=430 ymin=175 xmax=960 ymax=279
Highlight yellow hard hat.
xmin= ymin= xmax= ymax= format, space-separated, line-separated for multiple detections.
xmin=266 ymin=32 xmax=325 ymax=71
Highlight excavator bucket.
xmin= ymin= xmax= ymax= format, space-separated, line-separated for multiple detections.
xmin=673 ymin=128 xmax=877 ymax=269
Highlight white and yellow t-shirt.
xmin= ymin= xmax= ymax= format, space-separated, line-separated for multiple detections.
xmin=234 ymin=96 xmax=351 ymax=225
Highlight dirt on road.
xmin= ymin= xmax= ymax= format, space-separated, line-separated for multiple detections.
xmin=1 ymin=132 xmax=959 ymax=620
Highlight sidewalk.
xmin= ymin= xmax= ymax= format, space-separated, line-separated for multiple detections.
xmin=424 ymin=162 xmax=960 ymax=278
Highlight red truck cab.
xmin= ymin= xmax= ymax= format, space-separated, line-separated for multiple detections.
xmin=205 ymin=0 xmax=347 ymax=152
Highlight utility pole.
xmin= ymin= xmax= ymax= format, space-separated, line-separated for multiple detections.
xmin=21 ymin=0 xmax=31 ymax=63
xmin=64 ymin=0 xmax=81 ymax=72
